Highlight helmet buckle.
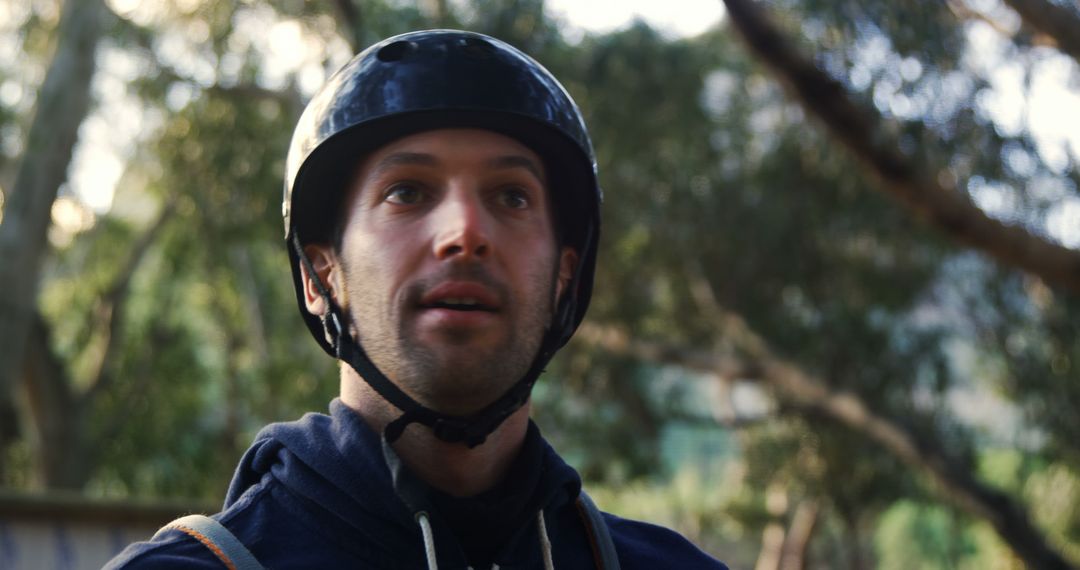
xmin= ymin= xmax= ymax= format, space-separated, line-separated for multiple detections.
xmin=431 ymin=417 xmax=469 ymax=443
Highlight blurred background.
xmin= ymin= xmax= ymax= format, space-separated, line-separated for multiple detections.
xmin=1 ymin=0 xmax=1079 ymax=568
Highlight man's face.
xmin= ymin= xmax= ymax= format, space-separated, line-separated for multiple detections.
xmin=308 ymin=129 xmax=575 ymax=415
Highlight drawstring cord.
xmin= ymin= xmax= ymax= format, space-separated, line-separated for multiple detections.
xmin=415 ymin=510 xmax=556 ymax=570
xmin=537 ymin=509 xmax=554 ymax=570
xmin=418 ymin=512 xmax=439 ymax=570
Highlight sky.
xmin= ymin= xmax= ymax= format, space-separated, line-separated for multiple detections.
xmin=545 ymin=0 xmax=724 ymax=38
xmin=48 ymin=0 xmax=1080 ymax=248
xmin=62 ymin=0 xmax=727 ymax=225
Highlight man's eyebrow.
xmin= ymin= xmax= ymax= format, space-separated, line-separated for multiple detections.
xmin=488 ymin=155 xmax=546 ymax=184
xmin=367 ymin=152 xmax=439 ymax=179
xmin=364 ymin=152 xmax=545 ymax=184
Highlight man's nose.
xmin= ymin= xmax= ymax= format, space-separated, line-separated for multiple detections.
xmin=432 ymin=191 xmax=491 ymax=261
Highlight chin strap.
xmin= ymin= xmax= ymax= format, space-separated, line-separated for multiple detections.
xmin=330 ymin=300 xmax=559 ymax=448
xmin=294 ymin=233 xmax=569 ymax=448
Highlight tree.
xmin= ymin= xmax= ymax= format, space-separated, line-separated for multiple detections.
xmin=0 ymin=0 xmax=106 ymax=477
xmin=721 ymin=0 xmax=1080 ymax=296
xmin=713 ymin=0 xmax=1079 ymax=566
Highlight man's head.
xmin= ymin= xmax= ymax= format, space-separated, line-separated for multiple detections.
xmin=301 ymin=128 xmax=577 ymax=415
xmin=283 ymin=30 xmax=600 ymax=446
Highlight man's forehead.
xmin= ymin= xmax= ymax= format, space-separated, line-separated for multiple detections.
xmin=358 ymin=128 xmax=547 ymax=180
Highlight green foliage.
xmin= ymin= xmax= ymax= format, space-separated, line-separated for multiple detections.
xmin=873 ymin=454 xmax=1080 ymax=570
xmin=874 ymin=501 xmax=981 ymax=570
xmin=587 ymin=465 xmax=756 ymax=565
xmin=1027 ymin=463 xmax=1080 ymax=562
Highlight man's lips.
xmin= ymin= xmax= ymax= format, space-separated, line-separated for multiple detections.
xmin=418 ymin=281 xmax=501 ymax=312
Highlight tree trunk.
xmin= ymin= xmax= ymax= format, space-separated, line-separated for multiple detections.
xmin=22 ymin=313 xmax=88 ymax=490
xmin=755 ymin=485 xmax=790 ymax=570
xmin=842 ymin=511 xmax=865 ymax=570
xmin=0 ymin=0 xmax=106 ymax=476
xmin=755 ymin=521 xmax=787 ymax=570
xmin=334 ymin=0 xmax=365 ymax=53
xmin=430 ymin=0 xmax=451 ymax=27
xmin=780 ymin=500 xmax=820 ymax=570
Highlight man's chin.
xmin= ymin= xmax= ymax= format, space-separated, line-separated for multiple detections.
xmin=413 ymin=325 xmax=509 ymax=354
xmin=395 ymin=327 xmax=544 ymax=407
xmin=416 ymin=353 xmax=530 ymax=405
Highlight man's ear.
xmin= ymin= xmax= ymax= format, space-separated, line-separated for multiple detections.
xmin=555 ymin=246 xmax=579 ymax=305
xmin=301 ymin=243 xmax=339 ymax=317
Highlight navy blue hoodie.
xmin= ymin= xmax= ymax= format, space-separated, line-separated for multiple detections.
xmin=105 ymin=400 xmax=726 ymax=569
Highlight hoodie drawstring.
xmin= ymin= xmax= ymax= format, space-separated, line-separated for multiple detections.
xmin=415 ymin=510 xmax=556 ymax=570
xmin=418 ymin=512 xmax=439 ymax=570
xmin=537 ymin=509 xmax=555 ymax=570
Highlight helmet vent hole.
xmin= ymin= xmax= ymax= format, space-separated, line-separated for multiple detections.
xmin=377 ymin=40 xmax=416 ymax=62
xmin=459 ymin=37 xmax=494 ymax=58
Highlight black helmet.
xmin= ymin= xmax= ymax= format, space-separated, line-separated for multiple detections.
xmin=283 ymin=30 xmax=601 ymax=446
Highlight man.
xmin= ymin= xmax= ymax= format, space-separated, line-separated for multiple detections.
xmin=107 ymin=30 xmax=726 ymax=569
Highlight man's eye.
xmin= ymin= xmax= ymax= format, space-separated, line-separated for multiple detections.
xmin=499 ymin=187 xmax=530 ymax=209
xmin=384 ymin=184 xmax=425 ymax=205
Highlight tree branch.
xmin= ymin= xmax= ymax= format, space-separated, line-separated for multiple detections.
xmin=575 ymin=320 xmax=1075 ymax=569
xmin=95 ymin=322 xmax=168 ymax=448
xmin=207 ymin=82 xmax=303 ymax=112
xmin=1003 ymin=0 xmax=1080 ymax=65
xmin=720 ymin=0 xmax=1080 ymax=296
xmin=333 ymin=0 xmax=365 ymax=54
xmin=575 ymin=323 xmax=759 ymax=379
xmin=945 ymin=0 xmax=1019 ymax=38
xmin=429 ymin=0 xmax=451 ymax=27
xmin=80 ymin=199 xmax=176 ymax=406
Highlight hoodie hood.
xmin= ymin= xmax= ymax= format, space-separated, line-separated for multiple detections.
xmin=223 ymin=399 xmax=583 ymax=568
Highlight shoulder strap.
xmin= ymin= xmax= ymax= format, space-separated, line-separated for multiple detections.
xmin=154 ymin=514 xmax=265 ymax=570
xmin=575 ymin=492 xmax=622 ymax=570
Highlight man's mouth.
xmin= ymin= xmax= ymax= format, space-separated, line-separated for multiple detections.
xmin=425 ymin=297 xmax=494 ymax=312
xmin=418 ymin=282 xmax=502 ymax=314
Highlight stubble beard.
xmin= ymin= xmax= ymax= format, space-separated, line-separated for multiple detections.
xmin=341 ymin=259 xmax=557 ymax=415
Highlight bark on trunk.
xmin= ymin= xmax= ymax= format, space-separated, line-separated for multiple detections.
xmin=334 ymin=0 xmax=365 ymax=53
xmin=755 ymin=522 xmax=787 ymax=570
xmin=0 ymin=0 xmax=106 ymax=475
xmin=431 ymin=0 xmax=451 ymax=27
xmin=22 ymin=313 xmax=87 ymax=490
xmin=780 ymin=500 xmax=820 ymax=570
xmin=755 ymin=485 xmax=790 ymax=570
xmin=720 ymin=0 xmax=1080 ymax=297
xmin=842 ymin=511 xmax=865 ymax=570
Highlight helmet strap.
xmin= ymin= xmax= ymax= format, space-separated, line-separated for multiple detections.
xmin=334 ymin=301 xmax=559 ymax=448
xmin=292 ymin=233 xmax=563 ymax=448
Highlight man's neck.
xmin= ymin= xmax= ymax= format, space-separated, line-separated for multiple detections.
xmin=340 ymin=368 xmax=530 ymax=497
